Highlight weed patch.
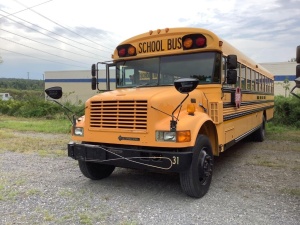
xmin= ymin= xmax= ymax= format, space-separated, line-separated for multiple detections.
xmin=281 ymin=188 xmax=300 ymax=196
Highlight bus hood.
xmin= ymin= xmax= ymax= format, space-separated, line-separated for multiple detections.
xmin=89 ymin=86 xmax=180 ymax=102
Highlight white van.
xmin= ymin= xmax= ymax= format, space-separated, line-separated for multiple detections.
xmin=0 ymin=93 xmax=13 ymax=101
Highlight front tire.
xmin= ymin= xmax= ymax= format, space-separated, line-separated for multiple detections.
xmin=180 ymin=135 xmax=214 ymax=198
xmin=78 ymin=161 xmax=115 ymax=180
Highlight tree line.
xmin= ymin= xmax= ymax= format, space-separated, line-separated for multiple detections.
xmin=0 ymin=78 xmax=44 ymax=90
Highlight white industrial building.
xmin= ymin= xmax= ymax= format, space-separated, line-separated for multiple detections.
xmin=45 ymin=70 xmax=110 ymax=104
xmin=260 ymin=62 xmax=298 ymax=97
xmin=45 ymin=62 xmax=299 ymax=104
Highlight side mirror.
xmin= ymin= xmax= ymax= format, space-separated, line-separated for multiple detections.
xmin=91 ymin=77 xmax=97 ymax=90
xmin=295 ymin=65 xmax=300 ymax=88
xmin=227 ymin=55 xmax=237 ymax=69
xmin=45 ymin=86 xmax=62 ymax=99
xmin=296 ymin=46 xmax=300 ymax=63
xmin=174 ymin=78 xmax=198 ymax=94
xmin=227 ymin=70 xmax=237 ymax=84
xmin=91 ymin=64 xmax=96 ymax=77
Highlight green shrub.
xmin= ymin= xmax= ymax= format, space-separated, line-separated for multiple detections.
xmin=0 ymin=88 xmax=44 ymax=101
xmin=0 ymin=99 xmax=84 ymax=119
xmin=273 ymin=96 xmax=300 ymax=128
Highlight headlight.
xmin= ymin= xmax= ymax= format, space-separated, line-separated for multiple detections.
xmin=156 ymin=130 xmax=191 ymax=142
xmin=164 ymin=131 xmax=176 ymax=142
xmin=156 ymin=131 xmax=175 ymax=142
xmin=74 ymin=127 xmax=84 ymax=136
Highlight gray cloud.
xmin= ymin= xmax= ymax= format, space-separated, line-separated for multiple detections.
xmin=191 ymin=0 xmax=300 ymax=41
xmin=51 ymin=26 xmax=110 ymax=39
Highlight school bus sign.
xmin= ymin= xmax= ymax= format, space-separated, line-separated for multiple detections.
xmin=138 ymin=37 xmax=183 ymax=53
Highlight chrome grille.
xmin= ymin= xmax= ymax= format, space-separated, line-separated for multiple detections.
xmin=90 ymin=100 xmax=148 ymax=130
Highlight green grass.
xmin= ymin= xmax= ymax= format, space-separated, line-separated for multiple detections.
xmin=0 ymin=176 xmax=28 ymax=201
xmin=0 ymin=115 xmax=71 ymax=133
xmin=266 ymin=122 xmax=300 ymax=142
xmin=0 ymin=129 xmax=68 ymax=155
xmin=79 ymin=213 xmax=93 ymax=225
xmin=254 ymin=160 xmax=285 ymax=168
xmin=281 ymin=188 xmax=300 ymax=196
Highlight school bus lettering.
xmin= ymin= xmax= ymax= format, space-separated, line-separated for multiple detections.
xmin=138 ymin=40 xmax=165 ymax=53
xmin=167 ymin=37 xmax=182 ymax=50
xmin=138 ymin=37 xmax=182 ymax=53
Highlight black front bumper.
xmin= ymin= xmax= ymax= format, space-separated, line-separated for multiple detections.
xmin=68 ymin=142 xmax=192 ymax=172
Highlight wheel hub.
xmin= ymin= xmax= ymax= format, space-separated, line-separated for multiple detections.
xmin=198 ymin=150 xmax=213 ymax=184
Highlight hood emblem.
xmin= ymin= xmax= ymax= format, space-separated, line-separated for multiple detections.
xmin=118 ymin=135 xmax=140 ymax=141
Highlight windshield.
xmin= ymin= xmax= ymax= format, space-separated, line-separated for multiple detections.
xmin=115 ymin=52 xmax=221 ymax=88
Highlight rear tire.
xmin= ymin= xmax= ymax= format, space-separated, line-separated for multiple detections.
xmin=251 ymin=115 xmax=266 ymax=142
xmin=180 ymin=135 xmax=214 ymax=198
xmin=78 ymin=161 xmax=115 ymax=180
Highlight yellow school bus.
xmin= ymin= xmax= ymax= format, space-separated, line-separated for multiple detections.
xmin=54 ymin=28 xmax=275 ymax=198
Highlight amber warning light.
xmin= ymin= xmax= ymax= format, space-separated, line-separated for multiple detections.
xmin=117 ymin=44 xmax=136 ymax=57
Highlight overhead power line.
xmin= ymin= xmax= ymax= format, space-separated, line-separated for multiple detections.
xmin=0 ymin=36 xmax=91 ymax=66
xmin=0 ymin=28 xmax=99 ymax=60
xmin=0 ymin=47 xmax=88 ymax=69
xmin=0 ymin=0 xmax=54 ymax=19
xmin=0 ymin=11 xmax=111 ymax=61
xmin=13 ymin=0 xmax=114 ymax=52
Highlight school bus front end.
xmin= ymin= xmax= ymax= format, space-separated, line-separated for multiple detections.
xmin=68 ymin=84 xmax=208 ymax=173
xmin=61 ymin=27 xmax=274 ymax=198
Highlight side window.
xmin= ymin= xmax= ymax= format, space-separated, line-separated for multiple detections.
xmin=240 ymin=64 xmax=246 ymax=89
xmin=235 ymin=62 xmax=241 ymax=88
xmin=271 ymin=79 xmax=274 ymax=93
xmin=255 ymin=72 xmax=259 ymax=91
xmin=222 ymin=56 xmax=226 ymax=83
xmin=246 ymin=67 xmax=251 ymax=90
xmin=259 ymin=73 xmax=263 ymax=92
xmin=262 ymin=75 xmax=266 ymax=92
xmin=251 ymin=70 xmax=256 ymax=91
xmin=268 ymin=78 xmax=273 ymax=93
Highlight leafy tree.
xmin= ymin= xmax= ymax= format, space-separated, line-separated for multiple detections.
xmin=0 ymin=78 xmax=44 ymax=90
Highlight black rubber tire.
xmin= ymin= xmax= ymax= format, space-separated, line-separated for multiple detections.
xmin=251 ymin=116 xmax=266 ymax=142
xmin=180 ymin=135 xmax=214 ymax=198
xmin=78 ymin=161 xmax=115 ymax=180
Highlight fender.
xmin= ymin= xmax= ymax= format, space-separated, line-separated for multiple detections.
xmin=176 ymin=112 xmax=219 ymax=155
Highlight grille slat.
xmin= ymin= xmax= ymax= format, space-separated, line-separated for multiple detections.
xmin=90 ymin=100 xmax=148 ymax=130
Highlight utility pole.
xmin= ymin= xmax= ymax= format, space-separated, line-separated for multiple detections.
xmin=27 ymin=72 xmax=29 ymax=80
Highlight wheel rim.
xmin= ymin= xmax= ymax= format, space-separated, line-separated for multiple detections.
xmin=198 ymin=148 xmax=213 ymax=185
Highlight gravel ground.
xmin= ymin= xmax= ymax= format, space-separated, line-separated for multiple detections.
xmin=0 ymin=132 xmax=299 ymax=225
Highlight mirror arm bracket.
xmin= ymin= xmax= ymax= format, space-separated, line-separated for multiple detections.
xmin=170 ymin=93 xmax=189 ymax=131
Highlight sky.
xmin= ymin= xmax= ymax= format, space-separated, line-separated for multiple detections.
xmin=0 ymin=0 xmax=299 ymax=80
